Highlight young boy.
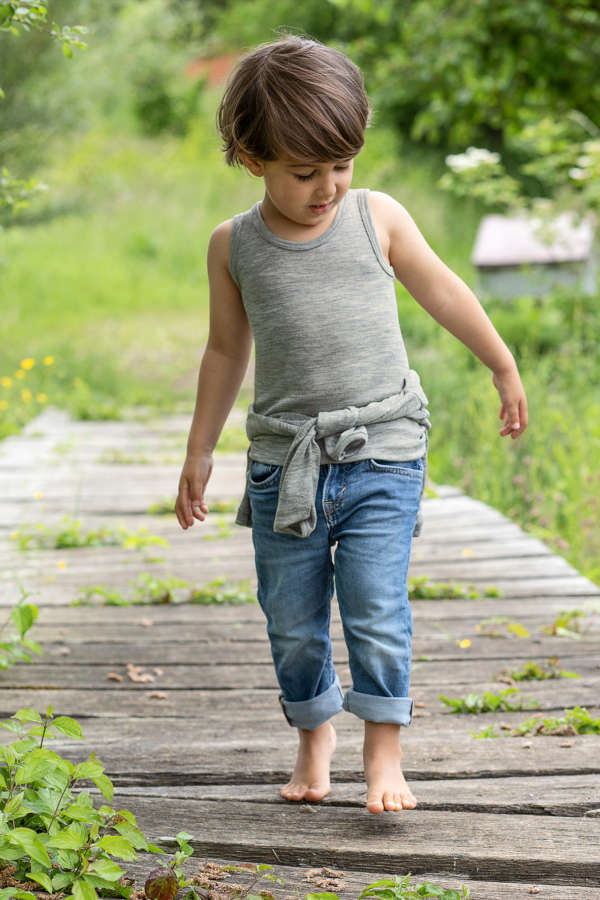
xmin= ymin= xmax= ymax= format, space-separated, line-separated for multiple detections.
xmin=175 ymin=35 xmax=528 ymax=815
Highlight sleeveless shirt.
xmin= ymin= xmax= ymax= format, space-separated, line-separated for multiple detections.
xmin=228 ymin=187 xmax=432 ymax=537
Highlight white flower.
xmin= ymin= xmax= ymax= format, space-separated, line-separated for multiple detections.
xmin=568 ymin=167 xmax=586 ymax=180
xmin=445 ymin=146 xmax=500 ymax=172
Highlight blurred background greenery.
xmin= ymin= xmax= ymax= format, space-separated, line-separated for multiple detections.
xmin=1 ymin=0 xmax=598 ymax=584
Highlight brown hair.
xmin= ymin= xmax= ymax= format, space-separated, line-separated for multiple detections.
xmin=216 ymin=34 xmax=372 ymax=167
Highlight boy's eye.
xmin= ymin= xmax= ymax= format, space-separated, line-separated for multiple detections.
xmin=293 ymin=165 xmax=350 ymax=182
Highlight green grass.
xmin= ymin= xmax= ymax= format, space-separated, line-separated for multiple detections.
xmin=2 ymin=88 xmax=599 ymax=588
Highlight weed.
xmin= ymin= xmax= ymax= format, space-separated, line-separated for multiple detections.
xmin=147 ymin=496 xmax=176 ymax=515
xmin=71 ymin=574 xmax=257 ymax=606
xmin=540 ymin=609 xmax=587 ymax=639
xmin=474 ymin=616 xmax=530 ymax=638
xmin=0 ymin=589 xmax=41 ymax=671
xmin=495 ymin=657 xmax=580 ymax=683
xmin=358 ymin=873 xmax=471 ymax=899
xmin=440 ymin=687 xmax=540 ymax=714
xmin=10 ymin=515 xmax=168 ymax=552
xmin=98 ymin=447 xmax=152 ymax=464
xmin=408 ymin=575 xmax=498 ymax=601
xmin=471 ymin=706 xmax=600 ymax=738
xmin=203 ymin=515 xmax=233 ymax=540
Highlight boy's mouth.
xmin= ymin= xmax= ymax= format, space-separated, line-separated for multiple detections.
xmin=310 ymin=201 xmax=332 ymax=213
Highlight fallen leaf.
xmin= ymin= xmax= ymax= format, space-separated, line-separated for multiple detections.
xmin=521 ymin=742 xmax=532 ymax=749
xmin=106 ymin=672 xmax=123 ymax=682
xmin=153 ymin=667 xmax=164 ymax=676
xmin=59 ymin=647 xmax=70 ymax=655
xmin=147 ymin=691 xmax=168 ymax=700
xmin=414 ymin=701 xmax=426 ymax=708
xmin=458 ymin=638 xmax=471 ymax=648
xmin=560 ymin=741 xmax=574 ymax=748
xmin=529 ymin=888 xmax=541 ymax=895
xmin=140 ymin=618 xmax=154 ymax=627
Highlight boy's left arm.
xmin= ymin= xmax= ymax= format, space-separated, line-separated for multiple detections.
xmin=373 ymin=191 xmax=528 ymax=440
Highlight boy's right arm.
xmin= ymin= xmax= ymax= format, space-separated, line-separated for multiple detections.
xmin=175 ymin=220 xmax=253 ymax=530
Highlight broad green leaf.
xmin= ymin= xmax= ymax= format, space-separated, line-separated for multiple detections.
xmin=11 ymin=709 xmax=42 ymax=724
xmin=52 ymin=871 xmax=75 ymax=890
xmin=7 ymin=828 xmax=51 ymax=867
xmin=97 ymin=834 xmax=137 ymax=860
xmin=26 ymin=871 xmax=53 ymax=893
xmin=0 ymin=891 xmax=37 ymax=900
xmin=51 ymin=716 xmax=84 ymax=739
xmin=508 ymin=622 xmax=530 ymax=638
xmin=72 ymin=877 xmax=98 ymax=900
xmin=73 ymin=761 xmax=103 ymax=780
xmin=62 ymin=42 xmax=72 ymax=58
xmin=86 ymin=857 xmax=124 ymax=881
xmin=92 ymin=773 xmax=113 ymax=800
xmin=47 ymin=826 xmax=86 ymax=850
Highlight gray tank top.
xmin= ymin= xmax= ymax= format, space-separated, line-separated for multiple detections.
xmin=228 ymin=187 xmax=429 ymax=465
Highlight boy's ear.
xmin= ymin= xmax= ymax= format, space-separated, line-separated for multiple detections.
xmin=240 ymin=154 xmax=265 ymax=177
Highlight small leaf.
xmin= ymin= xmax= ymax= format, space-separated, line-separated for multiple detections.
xmin=62 ymin=41 xmax=72 ymax=58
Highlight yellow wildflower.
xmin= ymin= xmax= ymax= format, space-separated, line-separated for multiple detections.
xmin=21 ymin=388 xmax=32 ymax=402
xmin=57 ymin=560 xmax=67 ymax=569
xmin=21 ymin=358 xmax=35 ymax=369
xmin=461 ymin=548 xmax=474 ymax=557
xmin=1 ymin=376 xmax=12 ymax=387
xmin=34 ymin=491 xmax=44 ymax=499
xmin=43 ymin=356 xmax=55 ymax=365
xmin=458 ymin=638 xmax=471 ymax=648
xmin=36 ymin=393 xmax=48 ymax=403
xmin=15 ymin=370 xmax=25 ymax=379
xmin=0 ymin=400 xmax=7 ymax=411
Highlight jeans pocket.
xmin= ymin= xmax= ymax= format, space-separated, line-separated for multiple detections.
xmin=368 ymin=457 xmax=424 ymax=478
xmin=249 ymin=460 xmax=281 ymax=489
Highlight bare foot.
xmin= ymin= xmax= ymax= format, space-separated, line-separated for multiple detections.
xmin=280 ymin=719 xmax=337 ymax=803
xmin=363 ymin=721 xmax=417 ymax=814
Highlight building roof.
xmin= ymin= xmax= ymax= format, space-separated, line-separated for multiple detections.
xmin=471 ymin=210 xmax=596 ymax=267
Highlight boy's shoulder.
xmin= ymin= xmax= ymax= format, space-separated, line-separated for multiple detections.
xmin=207 ymin=218 xmax=235 ymax=267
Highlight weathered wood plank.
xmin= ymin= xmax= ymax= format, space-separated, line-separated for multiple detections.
xmin=103 ymin=774 xmax=600 ymax=816
xmin=48 ymin=795 xmax=600 ymax=886
xmin=100 ymin=852 xmax=600 ymax=900
xmin=3 ymin=660 xmax=598 ymax=698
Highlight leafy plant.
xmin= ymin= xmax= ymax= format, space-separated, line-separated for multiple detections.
xmin=440 ymin=687 xmax=540 ymax=714
xmin=71 ymin=574 xmax=258 ymax=607
xmin=541 ymin=609 xmax=587 ymax=639
xmin=10 ymin=515 xmax=168 ymax=552
xmin=203 ymin=515 xmax=233 ymax=540
xmin=215 ymin=425 xmax=249 ymax=453
xmin=471 ymin=706 xmax=600 ymax=739
xmin=358 ymin=873 xmax=471 ymax=899
xmin=0 ymin=589 xmax=41 ymax=671
xmin=0 ymin=706 xmax=163 ymax=899
xmin=495 ymin=657 xmax=580 ymax=683
xmin=474 ymin=617 xmax=530 ymax=638
xmin=407 ymin=575 xmax=501 ymax=601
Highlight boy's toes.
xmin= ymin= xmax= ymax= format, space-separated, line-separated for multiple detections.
xmin=383 ymin=790 xmax=402 ymax=811
xmin=366 ymin=790 xmax=384 ymax=814
xmin=400 ymin=788 xmax=418 ymax=809
xmin=304 ymin=781 xmax=330 ymax=802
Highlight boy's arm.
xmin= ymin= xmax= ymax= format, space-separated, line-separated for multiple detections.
xmin=371 ymin=191 xmax=528 ymax=439
xmin=175 ymin=220 xmax=253 ymax=530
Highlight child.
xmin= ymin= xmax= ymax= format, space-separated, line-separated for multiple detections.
xmin=175 ymin=34 xmax=528 ymax=815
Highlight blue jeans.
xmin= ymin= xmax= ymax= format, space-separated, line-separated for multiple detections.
xmin=248 ymin=456 xmax=425 ymax=731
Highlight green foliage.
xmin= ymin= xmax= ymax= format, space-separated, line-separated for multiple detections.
xmin=440 ymin=112 xmax=600 ymax=223
xmin=10 ymin=515 xmax=168 ymax=552
xmin=408 ymin=575 xmax=501 ymax=601
xmin=472 ymin=706 xmax=600 ymax=739
xmin=209 ymin=0 xmax=600 ymax=151
xmin=0 ymin=706 xmax=212 ymax=899
xmin=358 ymin=873 xmax=470 ymax=899
xmin=540 ymin=608 xmax=588 ymax=639
xmin=0 ymin=589 xmax=41 ymax=671
xmin=440 ymin=687 xmax=540 ymax=715
xmin=71 ymin=574 xmax=257 ymax=606
xmin=474 ymin=617 xmax=531 ymax=639
xmin=495 ymin=658 xmax=580 ymax=683
xmin=215 ymin=424 xmax=250 ymax=453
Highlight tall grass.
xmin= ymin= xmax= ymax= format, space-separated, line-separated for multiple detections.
xmin=1 ymin=89 xmax=598 ymax=585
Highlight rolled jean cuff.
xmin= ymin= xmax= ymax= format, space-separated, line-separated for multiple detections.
xmin=279 ymin=673 xmax=344 ymax=730
xmin=343 ymin=688 xmax=413 ymax=726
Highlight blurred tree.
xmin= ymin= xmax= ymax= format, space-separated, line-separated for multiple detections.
xmin=0 ymin=0 xmax=87 ymax=216
xmin=206 ymin=0 xmax=600 ymax=153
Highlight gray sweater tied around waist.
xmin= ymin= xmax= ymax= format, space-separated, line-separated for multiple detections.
xmin=235 ymin=368 xmax=432 ymax=538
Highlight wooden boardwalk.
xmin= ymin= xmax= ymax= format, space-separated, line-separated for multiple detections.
xmin=1 ymin=405 xmax=600 ymax=898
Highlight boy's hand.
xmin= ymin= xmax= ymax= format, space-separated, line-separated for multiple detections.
xmin=492 ymin=367 xmax=528 ymax=440
xmin=175 ymin=453 xmax=213 ymax=529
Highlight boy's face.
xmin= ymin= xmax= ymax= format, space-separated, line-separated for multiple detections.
xmin=242 ymin=152 xmax=355 ymax=230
